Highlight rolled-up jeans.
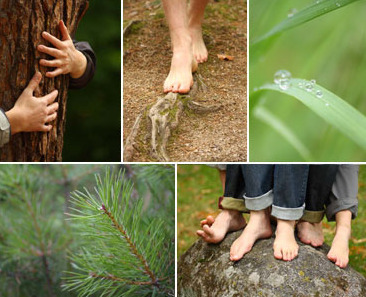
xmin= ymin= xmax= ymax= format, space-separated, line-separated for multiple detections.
xmin=302 ymin=165 xmax=359 ymax=222
xmin=222 ymin=165 xmax=309 ymax=221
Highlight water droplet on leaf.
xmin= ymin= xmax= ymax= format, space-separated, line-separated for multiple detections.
xmin=288 ymin=8 xmax=298 ymax=17
xmin=316 ymin=90 xmax=323 ymax=98
xmin=305 ymin=83 xmax=313 ymax=92
xmin=279 ymin=80 xmax=291 ymax=90
xmin=274 ymin=70 xmax=292 ymax=84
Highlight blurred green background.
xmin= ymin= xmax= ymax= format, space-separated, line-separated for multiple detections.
xmin=64 ymin=0 xmax=121 ymax=161
xmin=0 ymin=164 xmax=174 ymax=297
xmin=178 ymin=165 xmax=366 ymax=276
xmin=249 ymin=0 xmax=366 ymax=161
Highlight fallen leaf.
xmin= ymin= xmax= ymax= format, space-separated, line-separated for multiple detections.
xmin=217 ymin=54 xmax=234 ymax=61
xmin=351 ymin=237 xmax=366 ymax=244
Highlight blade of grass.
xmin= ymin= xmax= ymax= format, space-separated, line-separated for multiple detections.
xmin=252 ymin=78 xmax=366 ymax=150
xmin=253 ymin=105 xmax=313 ymax=160
xmin=251 ymin=0 xmax=362 ymax=45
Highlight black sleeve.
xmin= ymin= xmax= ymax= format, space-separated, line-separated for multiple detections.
xmin=69 ymin=40 xmax=96 ymax=89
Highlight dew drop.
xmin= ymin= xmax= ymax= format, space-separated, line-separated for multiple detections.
xmin=310 ymin=79 xmax=316 ymax=85
xmin=315 ymin=90 xmax=323 ymax=98
xmin=298 ymin=81 xmax=304 ymax=88
xmin=325 ymin=103 xmax=330 ymax=107
xmin=274 ymin=70 xmax=292 ymax=84
xmin=279 ymin=80 xmax=291 ymax=90
xmin=336 ymin=2 xmax=341 ymax=7
xmin=305 ymin=83 xmax=313 ymax=92
xmin=288 ymin=8 xmax=298 ymax=17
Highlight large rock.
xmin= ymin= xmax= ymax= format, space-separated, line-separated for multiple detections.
xmin=178 ymin=230 xmax=366 ymax=297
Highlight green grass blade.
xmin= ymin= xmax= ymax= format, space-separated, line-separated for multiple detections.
xmin=253 ymin=78 xmax=366 ymax=150
xmin=253 ymin=105 xmax=313 ymax=160
xmin=251 ymin=0 xmax=362 ymax=45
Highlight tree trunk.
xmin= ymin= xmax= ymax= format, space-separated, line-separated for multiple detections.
xmin=0 ymin=0 xmax=89 ymax=161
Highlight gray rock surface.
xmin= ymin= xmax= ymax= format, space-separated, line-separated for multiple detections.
xmin=178 ymin=230 xmax=366 ymax=297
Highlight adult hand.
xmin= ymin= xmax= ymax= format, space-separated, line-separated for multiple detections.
xmin=6 ymin=72 xmax=59 ymax=134
xmin=37 ymin=20 xmax=87 ymax=79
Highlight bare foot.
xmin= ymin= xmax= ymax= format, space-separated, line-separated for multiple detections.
xmin=163 ymin=35 xmax=198 ymax=94
xmin=230 ymin=208 xmax=272 ymax=261
xmin=273 ymin=220 xmax=298 ymax=261
xmin=196 ymin=210 xmax=246 ymax=244
xmin=297 ymin=221 xmax=324 ymax=247
xmin=189 ymin=26 xmax=208 ymax=63
xmin=327 ymin=225 xmax=350 ymax=268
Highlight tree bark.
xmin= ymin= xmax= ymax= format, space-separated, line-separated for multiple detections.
xmin=0 ymin=0 xmax=89 ymax=161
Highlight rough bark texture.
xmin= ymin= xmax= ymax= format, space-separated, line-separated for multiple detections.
xmin=0 ymin=0 xmax=88 ymax=161
xmin=123 ymin=74 xmax=221 ymax=162
xmin=178 ymin=229 xmax=366 ymax=297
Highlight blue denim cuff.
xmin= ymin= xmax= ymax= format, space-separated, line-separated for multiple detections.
xmin=271 ymin=203 xmax=305 ymax=220
xmin=244 ymin=189 xmax=273 ymax=211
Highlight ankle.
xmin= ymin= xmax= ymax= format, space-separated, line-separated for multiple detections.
xmin=170 ymin=29 xmax=192 ymax=51
xmin=277 ymin=220 xmax=296 ymax=233
xmin=188 ymin=20 xmax=202 ymax=31
xmin=335 ymin=225 xmax=351 ymax=239
xmin=250 ymin=208 xmax=270 ymax=223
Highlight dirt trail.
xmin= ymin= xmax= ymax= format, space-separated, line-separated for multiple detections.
xmin=123 ymin=0 xmax=247 ymax=162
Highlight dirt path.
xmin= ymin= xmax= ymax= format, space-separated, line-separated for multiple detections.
xmin=123 ymin=0 xmax=247 ymax=162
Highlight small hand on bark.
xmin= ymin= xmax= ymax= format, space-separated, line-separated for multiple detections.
xmin=38 ymin=20 xmax=87 ymax=79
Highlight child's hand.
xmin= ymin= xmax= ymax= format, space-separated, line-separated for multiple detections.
xmin=6 ymin=72 xmax=59 ymax=134
xmin=37 ymin=20 xmax=87 ymax=79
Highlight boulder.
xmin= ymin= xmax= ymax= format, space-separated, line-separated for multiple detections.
xmin=178 ymin=230 xmax=366 ymax=297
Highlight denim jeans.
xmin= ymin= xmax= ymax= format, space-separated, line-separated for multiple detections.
xmin=224 ymin=165 xmax=309 ymax=220
xmin=221 ymin=164 xmax=358 ymax=222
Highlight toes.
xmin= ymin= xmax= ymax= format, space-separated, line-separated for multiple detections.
xmin=172 ymin=82 xmax=180 ymax=93
xmin=196 ymin=230 xmax=210 ymax=242
xmin=230 ymin=254 xmax=240 ymax=262
xmin=200 ymin=219 xmax=208 ymax=227
xmin=206 ymin=216 xmax=215 ymax=225
xmin=273 ymin=248 xmax=283 ymax=260
xmin=299 ymin=237 xmax=311 ymax=245
xmin=178 ymin=83 xmax=190 ymax=94
xmin=327 ymin=253 xmax=336 ymax=263
xmin=335 ymin=258 xmax=341 ymax=267
xmin=341 ymin=259 xmax=349 ymax=268
xmin=164 ymin=81 xmax=173 ymax=93
xmin=312 ymin=241 xmax=322 ymax=247
xmin=196 ymin=230 xmax=204 ymax=237
xmin=202 ymin=224 xmax=214 ymax=237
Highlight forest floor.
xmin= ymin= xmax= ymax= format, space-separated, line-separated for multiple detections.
xmin=123 ymin=0 xmax=247 ymax=162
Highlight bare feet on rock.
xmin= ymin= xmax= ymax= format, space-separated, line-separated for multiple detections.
xmin=230 ymin=208 xmax=272 ymax=262
xmin=273 ymin=220 xmax=298 ymax=261
xmin=196 ymin=210 xmax=246 ymax=244
xmin=297 ymin=221 xmax=324 ymax=247
xmin=327 ymin=225 xmax=350 ymax=268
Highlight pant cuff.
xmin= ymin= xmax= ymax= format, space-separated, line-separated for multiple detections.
xmin=244 ymin=189 xmax=273 ymax=211
xmin=221 ymin=197 xmax=247 ymax=212
xmin=301 ymin=210 xmax=324 ymax=223
xmin=272 ymin=203 xmax=305 ymax=220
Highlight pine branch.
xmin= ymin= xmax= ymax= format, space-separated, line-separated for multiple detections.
xmin=63 ymin=168 xmax=174 ymax=297
xmin=100 ymin=203 xmax=158 ymax=285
